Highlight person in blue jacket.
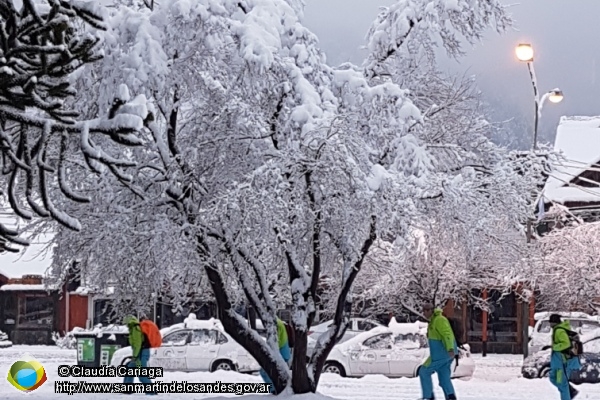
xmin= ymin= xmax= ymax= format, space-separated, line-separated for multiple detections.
xmin=418 ymin=303 xmax=458 ymax=400
xmin=548 ymin=314 xmax=582 ymax=400
xmin=260 ymin=318 xmax=291 ymax=394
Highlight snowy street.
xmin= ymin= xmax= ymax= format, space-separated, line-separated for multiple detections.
xmin=1 ymin=346 xmax=600 ymax=399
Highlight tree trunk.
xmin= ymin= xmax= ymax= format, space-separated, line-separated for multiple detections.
xmin=201 ymin=260 xmax=289 ymax=393
xmin=311 ymin=216 xmax=377 ymax=386
xmin=248 ymin=306 xmax=257 ymax=330
xmin=291 ymin=329 xmax=313 ymax=393
xmin=193 ymin=215 xmax=376 ymax=395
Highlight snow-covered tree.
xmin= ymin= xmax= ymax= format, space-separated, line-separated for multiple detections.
xmin=39 ymin=0 xmax=519 ymax=394
xmin=0 ymin=0 xmax=149 ymax=250
xmin=531 ymin=219 xmax=600 ymax=312
xmin=345 ymin=51 xmax=547 ymax=320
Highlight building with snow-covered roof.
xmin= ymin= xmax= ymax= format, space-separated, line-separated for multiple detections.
xmin=539 ymin=116 xmax=600 ymax=225
xmin=0 ymin=218 xmax=93 ymax=344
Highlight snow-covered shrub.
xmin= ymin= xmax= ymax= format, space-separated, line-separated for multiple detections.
xmin=0 ymin=330 xmax=12 ymax=348
xmin=52 ymin=331 xmax=78 ymax=349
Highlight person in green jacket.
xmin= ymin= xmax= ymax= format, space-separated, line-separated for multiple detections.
xmin=548 ymin=314 xmax=581 ymax=400
xmin=123 ymin=316 xmax=155 ymax=394
xmin=259 ymin=318 xmax=290 ymax=394
xmin=418 ymin=303 xmax=458 ymax=400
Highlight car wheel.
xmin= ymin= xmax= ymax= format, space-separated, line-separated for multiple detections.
xmin=323 ymin=361 xmax=346 ymax=377
xmin=211 ymin=360 xmax=236 ymax=372
xmin=539 ymin=366 xmax=550 ymax=378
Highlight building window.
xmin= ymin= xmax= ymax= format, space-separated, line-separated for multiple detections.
xmin=2 ymin=295 xmax=17 ymax=326
xmin=18 ymin=296 xmax=54 ymax=328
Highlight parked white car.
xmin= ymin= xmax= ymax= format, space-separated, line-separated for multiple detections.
xmin=110 ymin=317 xmax=260 ymax=373
xmin=307 ymin=317 xmax=384 ymax=354
xmin=528 ymin=312 xmax=600 ymax=355
xmin=322 ymin=322 xmax=475 ymax=379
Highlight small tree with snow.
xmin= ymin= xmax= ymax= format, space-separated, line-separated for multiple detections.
xmin=532 ymin=220 xmax=600 ymax=312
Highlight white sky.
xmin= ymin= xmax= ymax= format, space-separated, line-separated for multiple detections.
xmin=0 ymin=213 xmax=53 ymax=279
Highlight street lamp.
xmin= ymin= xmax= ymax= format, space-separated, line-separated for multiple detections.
xmin=515 ymin=43 xmax=564 ymax=150
xmin=547 ymin=89 xmax=564 ymax=104
xmin=515 ymin=43 xmax=534 ymax=62
xmin=515 ymin=43 xmax=564 ymax=360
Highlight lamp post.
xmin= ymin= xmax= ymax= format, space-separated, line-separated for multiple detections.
xmin=515 ymin=43 xmax=564 ymax=150
xmin=515 ymin=43 xmax=564 ymax=359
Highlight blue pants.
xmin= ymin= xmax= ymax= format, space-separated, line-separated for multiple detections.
xmin=549 ymin=366 xmax=571 ymax=400
xmin=123 ymin=349 xmax=155 ymax=394
xmin=550 ymin=357 xmax=580 ymax=400
xmin=419 ymin=358 xmax=455 ymax=399
xmin=260 ymin=344 xmax=291 ymax=394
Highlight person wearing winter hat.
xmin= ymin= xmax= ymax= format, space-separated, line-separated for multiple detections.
xmin=418 ymin=303 xmax=458 ymax=400
xmin=548 ymin=314 xmax=581 ymax=400
xmin=122 ymin=315 xmax=155 ymax=395
xmin=259 ymin=318 xmax=291 ymax=394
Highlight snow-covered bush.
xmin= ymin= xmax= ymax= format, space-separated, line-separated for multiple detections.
xmin=532 ymin=221 xmax=600 ymax=311
xmin=52 ymin=330 xmax=78 ymax=349
xmin=0 ymin=330 xmax=12 ymax=348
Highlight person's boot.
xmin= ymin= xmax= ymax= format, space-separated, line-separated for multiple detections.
xmin=569 ymin=384 xmax=579 ymax=399
xmin=446 ymin=395 xmax=457 ymax=400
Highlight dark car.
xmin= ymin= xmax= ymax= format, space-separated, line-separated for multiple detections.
xmin=522 ymin=329 xmax=600 ymax=384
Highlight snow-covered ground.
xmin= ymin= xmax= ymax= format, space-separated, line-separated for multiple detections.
xmin=1 ymin=346 xmax=599 ymax=399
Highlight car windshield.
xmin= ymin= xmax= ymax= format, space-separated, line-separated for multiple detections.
xmin=356 ymin=320 xmax=378 ymax=331
xmin=585 ymin=337 xmax=600 ymax=353
xmin=537 ymin=319 xmax=600 ymax=333
xmin=363 ymin=333 xmax=393 ymax=350
xmin=163 ymin=330 xmax=190 ymax=346
xmin=393 ymin=333 xmax=427 ymax=349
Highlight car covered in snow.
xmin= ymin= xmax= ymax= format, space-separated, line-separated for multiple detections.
xmin=321 ymin=321 xmax=475 ymax=379
xmin=307 ymin=317 xmax=384 ymax=354
xmin=110 ymin=317 xmax=260 ymax=373
xmin=522 ymin=329 xmax=600 ymax=383
xmin=528 ymin=312 xmax=600 ymax=355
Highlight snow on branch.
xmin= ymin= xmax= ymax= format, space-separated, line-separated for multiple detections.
xmin=364 ymin=0 xmax=511 ymax=78
xmin=0 ymin=1 xmax=148 ymax=245
xmin=532 ymin=221 xmax=600 ymax=311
